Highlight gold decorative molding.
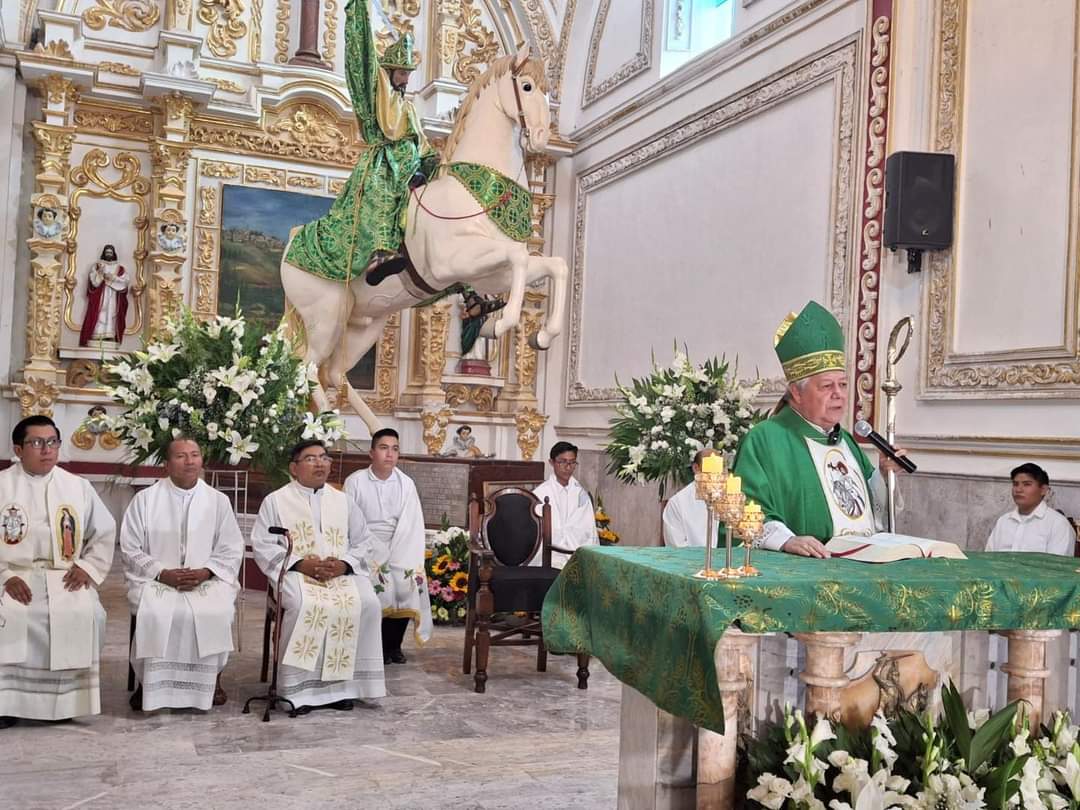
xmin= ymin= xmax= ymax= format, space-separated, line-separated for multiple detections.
xmin=198 ymin=185 xmax=218 ymax=225
xmin=453 ymin=1 xmax=500 ymax=85
xmin=567 ymin=42 xmax=858 ymax=404
xmin=581 ymin=0 xmax=654 ymax=108
xmin=16 ymin=377 xmax=62 ymax=417
xmin=243 ymin=165 xmax=285 ymax=187
xmin=444 ymin=382 xmax=496 ymax=413
xmin=98 ymin=61 xmax=142 ymax=76
xmin=368 ymin=312 xmax=401 ymax=413
xmin=921 ymin=0 xmax=1080 ymax=398
xmin=287 ymin=172 xmax=324 ymax=189
xmin=198 ymin=0 xmax=249 ymax=58
xmin=408 ymin=300 xmax=453 ymax=403
xmin=83 ymin=0 xmax=160 ymax=31
xmin=249 ymin=0 xmax=263 ymax=62
xmin=420 ymin=404 xmax=454 ymax=456
xmin=514 ymin=406 xmax=547 ymax=461
xmin=273 ymin=0 xmax=290 ymax=63
xmin=322 ymin=0 xmax=339 ymax=62
xmin=65 ymin=359 xmax=100 ymax=387
xmin=502 ymin=291 xmax=544 ymax=409
xmin=34 ymin=40 xmax=75 ymax=61
xmin=190 ymin=102 xmax=362 ymax=167
xmin=73 ymin=104 xmax=154 ymax=138
xmin=65 ymin=149 xmax=151 ymax=335
xmin=211 ymin=77 xmax=245 ymax=93
xmin=201 ymin=160 xmax=242 ymax=178
xmin=40 ymin=74 xmax=78 ymax=106
xmin=328 ymin=178 xmax=346 ymax=195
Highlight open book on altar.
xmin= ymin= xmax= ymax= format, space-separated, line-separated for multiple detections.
xmin=824 ymin=533 xmax=967 ymax=562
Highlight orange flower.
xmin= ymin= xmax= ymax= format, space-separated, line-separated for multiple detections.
xmin=449 ymin=571 xmax=468 ymax=593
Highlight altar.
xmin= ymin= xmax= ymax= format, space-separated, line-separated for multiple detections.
xmin=543 ymin=546 xmax=1080 ymax=809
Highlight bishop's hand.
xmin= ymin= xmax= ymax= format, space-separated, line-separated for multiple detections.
xmin=781 ymin=535 xmax=830 ymax=558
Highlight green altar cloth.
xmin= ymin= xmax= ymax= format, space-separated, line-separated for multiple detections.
xmin=541 ymin=546 xmax=1080 ymax=734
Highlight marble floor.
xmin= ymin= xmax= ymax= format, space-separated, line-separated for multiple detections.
xmin=1 ymin=565 xmax=621 ymax=810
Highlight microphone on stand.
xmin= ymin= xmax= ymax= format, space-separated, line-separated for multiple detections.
xmin=853 ymin=420 xmax=917 ymax=474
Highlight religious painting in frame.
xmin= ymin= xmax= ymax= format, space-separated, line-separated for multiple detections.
xmin=218 ymin=184 xmax=376 ymax=391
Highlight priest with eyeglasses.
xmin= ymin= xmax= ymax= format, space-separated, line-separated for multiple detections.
xmin=0 ymin=416 xmax=116 ymax=728
xmin=250 ymin=439 xmax=385 ymax=714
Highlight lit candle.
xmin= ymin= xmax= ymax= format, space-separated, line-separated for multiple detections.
xmin=745 ymin=501 xmax=762 ymax=514
xmin=726 ymin=475 xmax=741 ymax=494
xmin=701 ymin=454 xmax=723 ymax=474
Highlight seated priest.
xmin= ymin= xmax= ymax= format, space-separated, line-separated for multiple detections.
xmin=530 ymin=441 xmax=598 ymax=569
xmin=119 ymin=436 xmax=244 ymax=712
xmin=985 ymin=463 xmax=1075 ymax=555
xmin=251 ymin=439 xmax=385 ymax=713
xmin=733 ymin=301 xmax=909 ymax=558
xmin=0 ymin=415 xmax=116 ymax=728
xmin=344 ymin=428 xmax=432 ymax=666
xmin=663 ymin=448 xmax=719 ymax=548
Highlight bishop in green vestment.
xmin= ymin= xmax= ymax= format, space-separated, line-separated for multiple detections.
xmin=285 ymin=0 xmax=439 ymax=287
xmin=733 ymin=301 xmax=909 ymax=558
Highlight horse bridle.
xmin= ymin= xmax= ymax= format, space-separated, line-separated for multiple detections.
xmin=509 ymin=52 xmax=532 ymax=154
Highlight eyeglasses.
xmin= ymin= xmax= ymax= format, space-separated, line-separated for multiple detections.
xmin=297 ymin=454 xmax=331 ymax=465
xmin=553 ymin=459 xmax=578 ymax=468
xmin=22 ymin=438 xmax=61 ymax=450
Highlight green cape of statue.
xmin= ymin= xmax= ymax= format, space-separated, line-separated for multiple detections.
xmin=733 ymin=405 xmax=874 ymax=541
xmin=285 ymin=0 xmax=438 ymax=282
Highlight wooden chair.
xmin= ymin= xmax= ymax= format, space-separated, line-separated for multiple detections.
xmin=127 ymin=615 xmax=137 ymax=691
xmin=462 ymin=487 xmax=590 ymax=694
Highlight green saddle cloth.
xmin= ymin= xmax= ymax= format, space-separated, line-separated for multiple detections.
xmin=445 ymin=162 xmax=533 ymax=243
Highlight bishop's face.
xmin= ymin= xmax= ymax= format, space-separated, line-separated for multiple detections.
xmin=788 ymin=370 xmax=849 ymax=431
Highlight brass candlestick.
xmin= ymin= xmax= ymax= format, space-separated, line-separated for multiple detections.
xmin=736 ymin=502 xmax=764 ymax=577
xmin=717 ymin=491 xmax=745 ymax=578
xmin=693 ymin=469 xmax=726 ymax=579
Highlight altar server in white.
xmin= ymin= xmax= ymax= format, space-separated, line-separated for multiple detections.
xmin=0 ymin=415 xmax=116 ymax=727
xmin=120 ymin=436 xmax=243 ymax=712
xmin=251 ymin=439 xmax=385 ymax=713
xmin=663 ymin=449 xmax=717 ymax=548
xmin=530 ymin=441 xmax=598 ymax=569
xmin=345 ymin=427 xmax=432 ymax=666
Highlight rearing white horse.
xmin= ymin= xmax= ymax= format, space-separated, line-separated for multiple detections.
xmin=280 ymin=45 xmax=568 ymax=433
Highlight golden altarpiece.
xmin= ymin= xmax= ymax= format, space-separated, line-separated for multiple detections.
xmin=5 ymin=0 xmax=570 ymax=461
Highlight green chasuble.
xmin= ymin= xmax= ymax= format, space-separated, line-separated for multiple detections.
xmin=733 ymin=405 xmax=875 ymax=541
xmin=285 ymin=0 xmax=438 ymax=282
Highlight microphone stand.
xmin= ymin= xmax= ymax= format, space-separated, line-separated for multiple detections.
xmin=243 ymin=527 xmax=297 ymax=722
xmin=881 ymin=317 xmax=913 ymax=533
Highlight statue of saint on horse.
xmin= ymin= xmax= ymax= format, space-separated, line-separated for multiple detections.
xmin=281 ymin=0 xmax=569 ymax=433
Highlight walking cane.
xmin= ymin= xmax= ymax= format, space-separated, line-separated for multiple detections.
xmin=243 ymin=526 xmax=298 ymax=722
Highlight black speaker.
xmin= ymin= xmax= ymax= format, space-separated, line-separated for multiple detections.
xmin=883 ymin=151 xmax=955 ymax=251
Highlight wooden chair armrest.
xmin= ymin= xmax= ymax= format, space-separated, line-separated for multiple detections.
xmin=549 ymin=544 xmax=575 ymax=556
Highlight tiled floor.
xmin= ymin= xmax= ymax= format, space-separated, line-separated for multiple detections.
xmin=1 ymin=565 xmax=620 ymax=809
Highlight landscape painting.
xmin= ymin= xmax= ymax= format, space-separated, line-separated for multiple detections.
xmin=219 ymin=184 xmax=376 ymax=391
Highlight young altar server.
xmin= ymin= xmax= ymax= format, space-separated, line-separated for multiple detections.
xmin=0 ymin=415 xmax=116 ymax=727
xmin=530 ymin=441 xmax=598 ymax=569
xmin=119 ymin=436 xmax=244 ymax=712
xmin=344 ymin=428 xmax=432 ymax=666
xmin=662 ymin=448 xmax=719 ymax=548
xmin=985 ymin=463 xmax=1075 ymax=556
xmin=250 ymin=439 xmax=385 ymax=712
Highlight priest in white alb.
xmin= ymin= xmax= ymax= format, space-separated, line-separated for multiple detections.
xmin=251 ymin=439 xmax=385 ymax=713
xmin=344 ymin=427 xmax=432 ymax=666
xmin=662 ymin=448 xmax=719 ymax=548
xmin=119 ymin=436 xmax=243 ymax=712
xmin=0 ymin=416 xmax=116 ymax=727
xmin=530 ymin=441 xmax=598 ymax=569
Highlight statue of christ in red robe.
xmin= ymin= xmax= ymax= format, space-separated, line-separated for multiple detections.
xmin=78 ymin=244 xmax=130 ymax=346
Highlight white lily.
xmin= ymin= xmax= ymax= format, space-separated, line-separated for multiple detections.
xmin=747 ymin=773 xmax=793 ymax=810
xmin=146 ymin=342 xmax=180 ymax=364
xmin=225 ymin=431 xmax=258 ymax=465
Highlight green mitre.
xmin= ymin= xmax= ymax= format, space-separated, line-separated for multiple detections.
xmin=379 ymin=33 xmax=419 ymax=70
xmin=774 ymin=300 xmax=846 ymax=382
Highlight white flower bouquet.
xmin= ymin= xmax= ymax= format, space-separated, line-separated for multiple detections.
xmin=605 ymin=350 xmax=763 ymax=497
xmin=103 ymin=307 xmax=346 ymax=473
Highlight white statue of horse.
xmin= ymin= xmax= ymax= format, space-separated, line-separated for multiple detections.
xmin=280 ymin=44 xmax=568 ymax=433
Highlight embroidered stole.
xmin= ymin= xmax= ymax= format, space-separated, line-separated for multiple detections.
xmin=804 ymin=439 xmax=876 ymax=538
xmin=0 ymin=466 xmax=94 ymax=669
xmin=275 ymin=484 xmax=361 ymax=681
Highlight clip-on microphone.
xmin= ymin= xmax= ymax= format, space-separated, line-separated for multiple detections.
xmin=242 ymin=526 xmax=298 ymax=721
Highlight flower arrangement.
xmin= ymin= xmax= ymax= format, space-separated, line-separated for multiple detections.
xmin=744 ymin=681 xmax=1080 ymax=810
xmin=102 ymin=308 xmax=346 ymax=474
xmin=605 ymin=350 xmax=763 ymax=497
xmin=425 ymin=523 xmax=469 ymax=624
xmin=594 ymin=496 xmax=620 ymax=545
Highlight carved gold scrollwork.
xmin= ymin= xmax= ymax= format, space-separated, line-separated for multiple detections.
xmin=16 ymin=377 xmax=61 ymax=418
xmin=34 ymin=41 xmax=75 ymax=61
xmin=198 ymin=186 xmax=218 ymax=226
xmin=66 ymin=360 xmax=101 ymax=388
xmin=65 ymin=149 xmax=151 ymax=336
xmin=514 ymin=406 xmax=547 ymax=461
xmin=323 ymin=0 xmax=339 ymax=61
xmin=40 ymin=74 xmax=77 ymax=106
xmin=198 ymin=0 xmax=248 ymax=58
xmin=244 ymin=166 xmax=284 ymax=187
xmin=83 ymin=0 xmax=161 ymax=32
xmin=420 ymin=405 xmax=454 ymax=456
xmin=98 ymin=62 xmax=141 ymax=76
xmin=249 ymin=0 xmax=263 ymax=61
xmin=274 ymin=0 xmax=290 ymax=63
xmin=453 ymin=1 xmax=499 ymax=84
xmin=73 ymin=106 xmax=154 ymax=138
xmin=201 ymin=161 xmax=242 ymax=178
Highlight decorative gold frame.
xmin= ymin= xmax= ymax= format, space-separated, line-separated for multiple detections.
xmin=921 ymin=0 xmax=1080 ymax=398
xmin=64 ymin=148 xmax=150 ymax=336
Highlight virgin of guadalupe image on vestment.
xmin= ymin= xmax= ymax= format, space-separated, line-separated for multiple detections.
xmin=57 ymin=506 xmax=79 ymax=560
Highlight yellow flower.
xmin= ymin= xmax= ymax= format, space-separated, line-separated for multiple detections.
xmin=425 ymin=548 xmax=433 ymax=559
xmin=431 ymin=555 xmax=451 ymax=575
xmin=598 ymin=528 xmax=619 ymax=543
xmin=449 ymin=571 xmax=468 ymax=593
xmin=595 ymin=510 xmax=610 ymax=522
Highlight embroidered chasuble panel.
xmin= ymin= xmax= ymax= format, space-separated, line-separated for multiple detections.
xmin=543 ymin=546 xmax=1080 ymax=735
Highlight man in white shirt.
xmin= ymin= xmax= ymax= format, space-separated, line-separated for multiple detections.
xmin=662 ymin=449 xmax=719 ymax=548
xmin=531 ymin=442 xmax=598 ymax=569
xmin=0 ymin=416 xmax=116 ymax=728
xmin=251 ymin=440 xmax=385 ymax=713
xmin=344 ymin=428 xmax=432 ymax=666
xmin=985 ymin=463 xmax=1075 ymax=556
xmin=119 ymin=436 xmax=244 ymax=712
